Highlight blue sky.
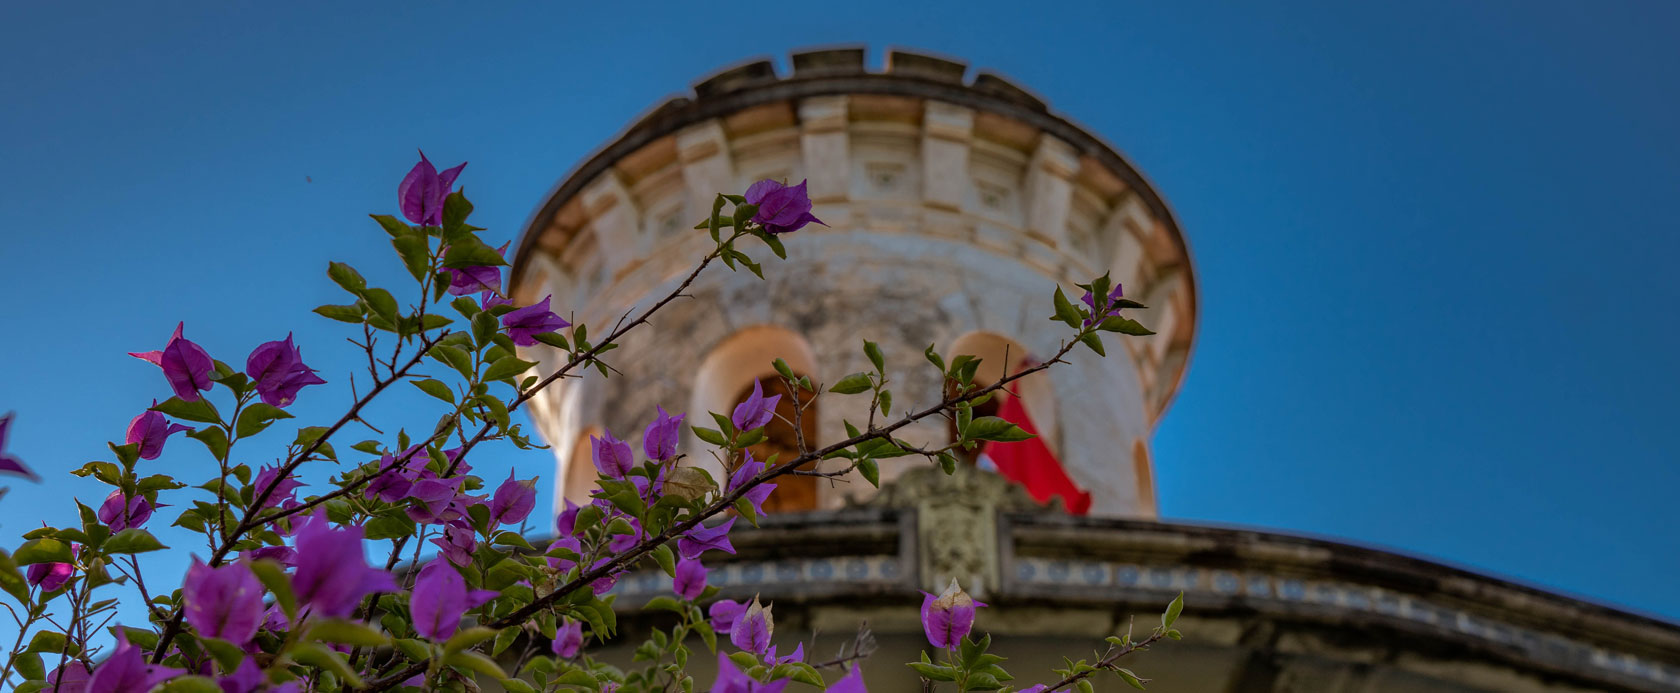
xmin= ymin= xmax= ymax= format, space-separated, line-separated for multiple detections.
xmin=2 ymin=0 xmax=1677 ymax=640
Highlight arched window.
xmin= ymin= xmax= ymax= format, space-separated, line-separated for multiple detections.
xmin=691 ymin=326 xmax=822 ymax=513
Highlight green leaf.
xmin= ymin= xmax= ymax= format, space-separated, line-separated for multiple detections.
xmin=187 ymin=427 xmax=230 ymax=462
xmin=483 ymin=356 xmax=538 ymax=382
xmin=24 ymin=630 xmax=66 ymax=655
xmin=157 ymin=676 xmax=224 ymax=693
xmin=392 ymin=235 xmax=433 ymax=282
xmin=152 ymin=396 xmax=221 ymax=424
xmin=692 ymin=426 xmax=728 ymax=447
xmin=662 ymin=467 xmax=714 ymax=502
xmin=362 ymin=288 xmax=400 ymax=324
xmin=1099 ymin=316 xmax=1156 ymax=336
xmin=0 ymin=549 xmax=31 ymax=604
xmin=1052 ymin=287 xmax=1084 ymax=328
xmin=370 ymin=214 xmax=413 ymax=237
xmin=829 ymin=372 xmax=873 ymax=395
xmin=308 ymin=618 xmax=390 ymax=647
xmin=1162 ymin=590 xmax=1184 ymax=629
xmin=863 ymin=340 xmax=885 ymax=372
xmin=411 ymin=379 xmax=455 ymax=404
xmin=328 ymin=262 xmax=368 ymax=293
xmin=292 ymin=642 xmax=362 ymax=688
xmin=1118 ymin=667 xmax=1148 ymax=689
xmin=442 ymin=234 xmax=507 ymax=269
xmin=313 ymin=303 xmax=364 ymax=324
xmin=856 ymin=458 xmax=880 ymax=487
xmin=104 ymin=529 xmax=166 ymax=554
xmin=1079 ymin=331 xmax=1106 ymax=356
xmin=250 ymin=559 xmax=297 ymax=621
xmin=444 ymin=626 xmax=500 ymax=656
xmin=442 ymin=191 xmax=475 ymax=235
xmin=964 ymin=416 xmax=1033 ymax=442
xmin=431 ymin=344 xmax=475 ymax=380
xmin=13 ymin=538 xmax=73 ymax=565
xmin=364 ymin=514 xmax=416 ymax=541
xmin=235 ymin=403 xmax=294 ymax=438
xmin=908 ymin=662 xmax=958 ymax=682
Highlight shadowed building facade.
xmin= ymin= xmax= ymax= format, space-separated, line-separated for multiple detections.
xmin=509 ymin=48 xmax=1680 ymax=692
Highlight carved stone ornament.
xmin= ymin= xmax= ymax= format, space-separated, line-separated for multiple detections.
xmin=865 ymin=464 xmax=1048 ymax=598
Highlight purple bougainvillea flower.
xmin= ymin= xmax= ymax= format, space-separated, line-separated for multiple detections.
xmin=1079 ymin=284 xmax=1126 ymax=327
xmin=245 ymin=545 xmax=295 ymax=568
xmin=730 ymin=596 xmax=774 ymax=655
xmin=46 ymin=660 xmax=91 ymax=693
xmin=292 ymin=512 xmax=397 ymax=618
xmin=641 ymin=406 xmax=684 ymax=461
xmin=491 ymin=469 xmax=537 ymax=526
xmin=588 ymin=557 xmax=620 ymax=595
xmin=552 ymin=618 xmax=584 ymax=658
xmin=744 ymin=179 xmax=824 ymax=235
xmin=27 ymin=560 xmax=73 ymax=592
xmin=728 ymin=450 xmax=776 ymax=515
xmin=182 ymin=559 xmax=264 ymax=644
xmin=218 ymin=657 xmax=266 ymax=693
xmin=398 ymin=150 xmax=466 ymax=227
xmin=590 ymin=429 xmax=634 ymax=479
xmin=441 ymin=242 xmax=508 ymax=296
xmin=711 ymin=650 xmax=789 ymax=693
xmin=829 ymin=666 xmax=868 ymax=693
xmin=129 ymin=322 xmax=215 ymax=403
xmin=480 ymin=291 xmax=512 ymax=310
xmin=673 ymin=556 xmax=707 ymax=601
xmin=252 ymin=465 xmax=303 ymax=510
xmin=0 ymin=412 xmax=38 ymax=481
xmin=765 ymin=642 xmax=804 ymax=666
xmin=731 ymin=380 xmax=781 ymax=432
xmin=363 ymin=465 xmax=413 ymax=503
xmin=677 ymin=516 xmax=736 ymax=559
xmin=555 ymin=499 xmax=581 ymax=537
xmin=409 ymin=560 xmax=498 ymax=641
xmin=709 ymin=599 xmax=745 ymax=634
xmin=920 ymin=578 xmax=986 ymax=649
xmin=245 ymin=334 xmax=327 ymax=407
xmin=1015 ymin=686 xmax=1048 ymax=693
xmin=500 ymin=295 xmax=569 ymax=347
xmin=431 ymin=521 xmax=476 ymax=567
xmin=97 ymin=490 xmax=154 ymax=532
xmin=404 ymin=477 xmax=467 ymax=525
xmin=125 ymin=406 xmax=191 ymax=461
xmin=87 ymin=634 xmax=184 ymax=693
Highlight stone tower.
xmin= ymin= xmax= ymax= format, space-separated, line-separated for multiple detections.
xmin=509 ymin=48 xmax=1197 ymax=518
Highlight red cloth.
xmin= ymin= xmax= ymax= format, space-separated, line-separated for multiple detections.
xmin=982 ymin=390 xmax=1092 ymax=515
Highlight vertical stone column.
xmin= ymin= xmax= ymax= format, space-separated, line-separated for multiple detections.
xmin=580 ymin=172 xmax=642 ymax=276
xmin=922 ymin=101 xmax=974 ymax=211
xmin=798 ymin=96 xmax=850 ymax=202
xmin=677 ymin=120 xmax=737 ymax=222
xmin=1023 ymin=135 xmax=1079 ymax=248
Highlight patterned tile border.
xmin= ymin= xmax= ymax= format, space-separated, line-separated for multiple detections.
xmin=1011 ymin=558 xmax=1680 ymax=690
xmin=608 ymin=554 xmax=905 ymax=599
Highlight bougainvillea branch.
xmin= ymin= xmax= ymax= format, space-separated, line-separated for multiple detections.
xmin=0 ymin=158 xmax=1173 ymax=693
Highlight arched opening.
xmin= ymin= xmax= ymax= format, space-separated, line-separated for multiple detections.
xmin=563 ymin=427 xmax=602 ymax=506
xmin=690 ymin=326 xmax=822 ymax=512
xmin=731 ymin=376 xmax=818 ymax=512
xmin=1132 ymin=439 xmax=1157 ymax=517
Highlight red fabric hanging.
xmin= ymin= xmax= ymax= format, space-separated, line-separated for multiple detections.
xmin=982 ymin=388 xmax=1092 ymax=515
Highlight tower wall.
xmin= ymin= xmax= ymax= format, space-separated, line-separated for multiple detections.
xmin=512 ymin=49 xmax=1197 ymax=518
